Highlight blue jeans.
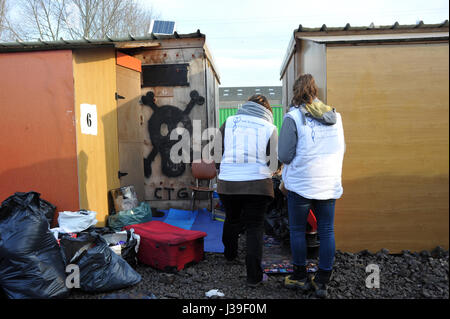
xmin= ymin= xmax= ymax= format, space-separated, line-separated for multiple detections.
xmin=287 ymin=191 xmax=336 ymax=271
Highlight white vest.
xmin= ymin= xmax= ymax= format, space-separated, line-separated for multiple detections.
xmin=282 ymin=108 xmax=345 ymax=199
xmin=219 ymin=114 xmax=276 ymax=181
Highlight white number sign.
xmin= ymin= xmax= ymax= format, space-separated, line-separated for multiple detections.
xmin=80 ymin=103 xmax=98 ymax=136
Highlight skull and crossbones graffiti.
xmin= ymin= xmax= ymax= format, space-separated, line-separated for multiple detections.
xmin=141 ymin=90 xmax=205 ymax=178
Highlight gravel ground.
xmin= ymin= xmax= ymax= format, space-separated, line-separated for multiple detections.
xmin=69 ymin=236 xmax=449 ymax=299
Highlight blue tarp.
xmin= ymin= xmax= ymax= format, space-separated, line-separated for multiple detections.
xmin=163 ymin=208 xmax=198 ymax=230
xmin=152 ymin=208 xmax=224 ymax=253
xmin=191 ymin=208 xmax=224 ymax=253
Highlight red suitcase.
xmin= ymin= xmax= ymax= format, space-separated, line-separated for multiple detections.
xmin=123 ymin=221 xmax=207 ymax=272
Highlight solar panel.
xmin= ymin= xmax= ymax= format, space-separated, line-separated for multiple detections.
xmin=149 ymin=20 xmax=176 ymax=35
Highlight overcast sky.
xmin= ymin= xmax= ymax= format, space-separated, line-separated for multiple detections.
xmin=144 ymin=0 xmax=449 ymax=87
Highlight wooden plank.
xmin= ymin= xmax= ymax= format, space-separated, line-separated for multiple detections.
xmin=116 ymin=65 xmax=146 ymax=202
xmin=137 ymin=47 xmax=208 ymax=208
xmin=150 ymin=87 xmax=174 ymax=97
xmin=116 ymin=51 xmax=142 ymax=72
xmin=115 ymin=42 xmax=161 ymax=49
xmin=72 ymin=48 xmax=120 ymax=226
xmin=325 ymin=38 xmax=449 ymax=47
xmin=326 ymin=43 xmax=449 ymax=253
xmin=204 ymin=43 xmax=221 ymax=84
xmin=138 ymin=47 xmax=203 ymax=65
xmin=205 ymin=58 xmax=219 ymax=130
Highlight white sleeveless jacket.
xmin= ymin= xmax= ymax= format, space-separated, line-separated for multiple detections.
xmin=282 ymin=108 xmax=345 ymax=199
xmin=219 ymin=114 xmax=277 ymax=181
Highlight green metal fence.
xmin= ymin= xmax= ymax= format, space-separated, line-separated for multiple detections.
xmin=219 ymin=106 xmax=285 ymax=134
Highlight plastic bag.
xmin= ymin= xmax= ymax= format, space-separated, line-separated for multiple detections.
xmin=0 ymin=192 xmax=70 ymax=299
xmin=59 ymin=232 xmax=141 ymax=292
xmin=58 ymin=210 xmax=98 ymax=233
xmin=110 ymin=186 xmax=139 ymax=212
xmin=205 ymin=289 xmax=225 ymax=298
xmin=108 ymin=202 xmax=152 ymax=231
xmin=101 ymin=229 xmax=140 ymax=267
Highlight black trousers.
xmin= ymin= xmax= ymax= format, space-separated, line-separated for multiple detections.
xmin=219 ymin=193 xmax=273 ymax=284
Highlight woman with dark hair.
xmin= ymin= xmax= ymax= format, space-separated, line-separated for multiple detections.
xmin=217 ymin=94 xmax=278 ymax=287
xmin=278 ymin=74 xmax=345 ymax=298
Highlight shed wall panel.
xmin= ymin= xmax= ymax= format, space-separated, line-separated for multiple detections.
xmin=0 ymin=50 xmax=79 ymax=214
xmin=286 ymin=53 xmax=296 ymax=107
xmin=135 ymin=46 xmax=212 ymax=209
xmin=116 ymin=65 xmax=145 ymax=202
xmin=297 ymin=40 xmax=327 ymax=102
xmin=72 ymin=48 xmax=120 ymax=226
xmin=326 ymin=43 xmax=449 ymax=253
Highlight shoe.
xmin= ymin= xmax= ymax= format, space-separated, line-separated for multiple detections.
xmin=311 ymin=275 xmax=328 ymax=298
xmin=284 ymin=274 xmax=311 ymax=291
xmin=284 ymin=264 xmax=310 ymax=291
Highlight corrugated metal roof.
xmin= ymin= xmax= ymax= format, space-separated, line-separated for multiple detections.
xmin=295 ymin=20 xmax=449 ymax=33
xmin=0 ymin=30 xmax=205 ymax=52
xmin=0 ymin=29 xmax=221 ymax=83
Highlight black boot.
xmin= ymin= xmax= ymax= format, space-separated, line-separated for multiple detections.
xmin=222 ymin=222 xmax=241 ymax=261
xmin=284 ymin=265 xmax=310 ymax=291
xmin=311 ymin=269 xmax=332 ymax=298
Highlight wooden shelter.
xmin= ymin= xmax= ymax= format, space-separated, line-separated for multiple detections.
xmin=280 ymin=21 xmax=449 ymax=253
xmin=0 ymin=31 xmax=220 ymax=226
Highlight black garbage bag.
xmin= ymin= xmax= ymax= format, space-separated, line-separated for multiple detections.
xmin=265 ymin=176 xmax=291 ymax=245
xmin=100 ymin=229 xmax=139 ymax=268
xmin=0 ymin=192 xmax=70 ymax=299
xmin=78 ymin=227 xmax=140 ymax=268
xmin=264 ymin=209 xmax=280 ymax=236
xmin=119 ymin=231 xmax=139 ymax=267
xmin=264 ymin=209 xmax=290 ymax=245
xmin=268 ymin=176 xmax=284 ymax=212
xmin=39 ymin=197 xmax=57 ymax=227
xmin=59 ymin=232 xmax=141 ymax=292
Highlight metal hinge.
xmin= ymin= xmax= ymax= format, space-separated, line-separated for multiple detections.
xmin=115 ymin=92 xmax=125 ymax=100
xmin=118 ymin=171 xmax=128 ymax=179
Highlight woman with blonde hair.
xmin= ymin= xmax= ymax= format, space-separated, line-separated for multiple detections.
xmin=278 ymin=74 xmax=345 ymax=298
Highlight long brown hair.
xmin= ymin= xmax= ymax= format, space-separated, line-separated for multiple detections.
xmin=248 ymin=94 xmax=273 ymax=113
xmin=291 ymin=74 xmax=318 ymax=106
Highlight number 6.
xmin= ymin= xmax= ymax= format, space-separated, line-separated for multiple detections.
xmin=86 ymin=113 xmax=92 ymax=127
